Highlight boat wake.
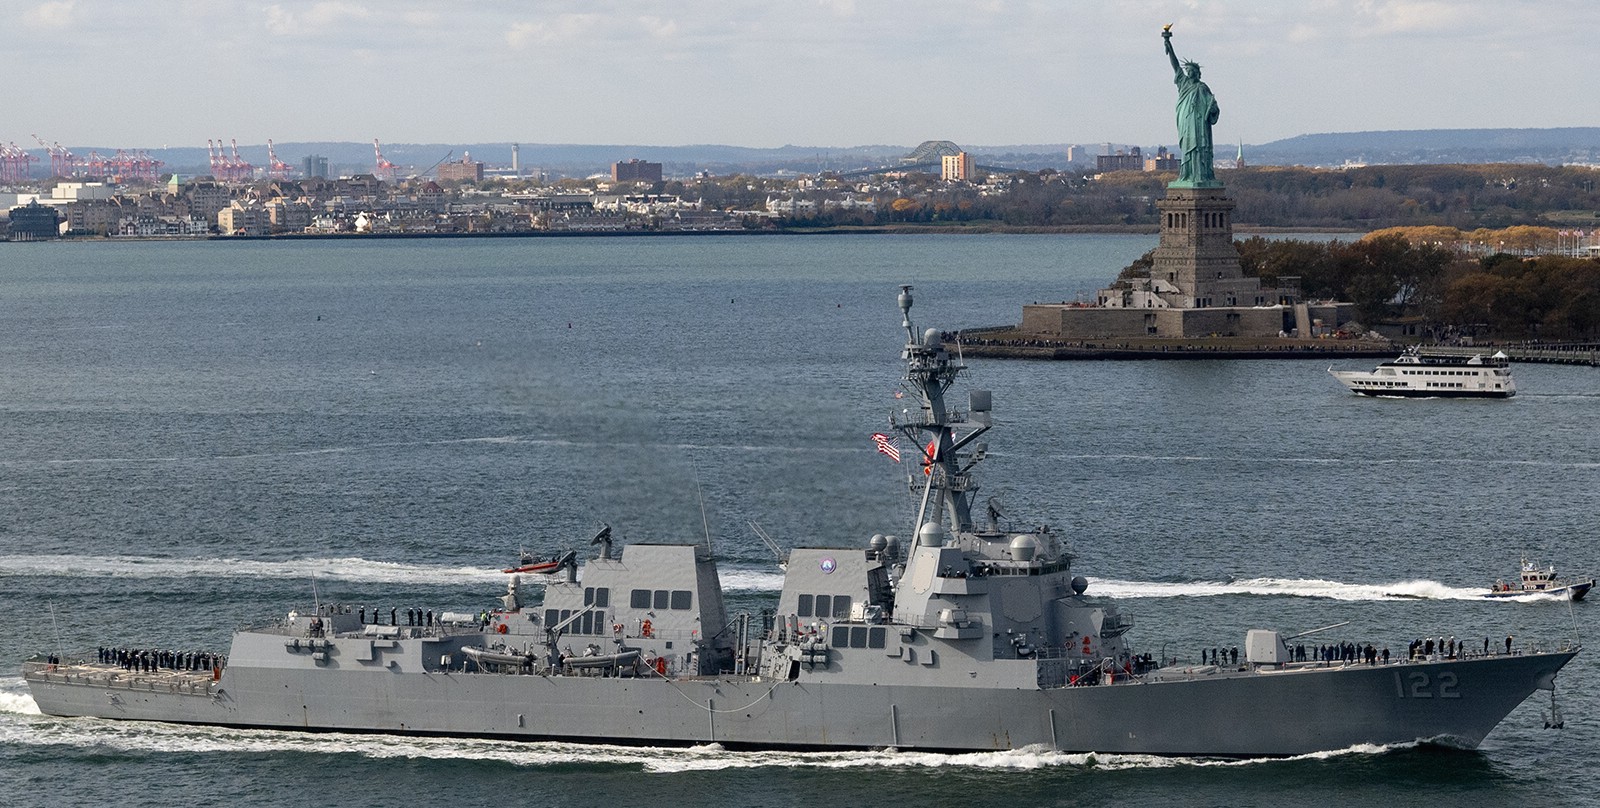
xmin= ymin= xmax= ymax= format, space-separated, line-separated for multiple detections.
xmin=1054 ymin=452 xmax=1600 ymax=471
xmin=0 ymin=554 xmax=786 ymax=592
xmin=0 ymin=675 xmax=1415 ymax=771
xmin=0 ymin=554 xmax=502 ymax=585
xmin=0 ymin=555 xmax=1559 ymax=601
xmin=1087 ymin=576 xmax=1562 ymax=602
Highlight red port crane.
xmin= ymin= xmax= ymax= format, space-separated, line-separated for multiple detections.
xmin=266 ymin=139 xmax=292 ymax=180
xmin=373 ymin=139 xmax=396 ymax=182
xmin=0 ymin=142 xmax=38 ymax=182
xmin=33 ymin=134 xmax=76 ymax=177
xmin=229 ymin=139 xmax=254 ymax=182
xmin=207 ymin=139 xmax=226 ymax=179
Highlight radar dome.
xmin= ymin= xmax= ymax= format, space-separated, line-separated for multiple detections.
xmin=923 ymin=327 xmax=940 ymax=348
xmin=918 ymin=522 xmax=946 ymax=546
xmin=1071 ymin=576 xmax=1089 ymax=594
xmin=869 ymin=534 xmax=887 ymax=552
xmin=1009 ymin=534 xmax=1040 ymax=562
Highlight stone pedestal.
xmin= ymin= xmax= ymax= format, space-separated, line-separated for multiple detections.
xmin=1152 ymin=186 xmax=1258 ymax=308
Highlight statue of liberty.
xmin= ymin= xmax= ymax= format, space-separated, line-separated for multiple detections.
xmin=1163 ymin=26 xmax=1220 ymax=187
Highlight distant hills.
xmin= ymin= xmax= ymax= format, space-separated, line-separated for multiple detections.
xmin=40 ymin=128 xmax=1600 ymax=180
xmin=1246 ymin=127 xmax=1600 ymax=167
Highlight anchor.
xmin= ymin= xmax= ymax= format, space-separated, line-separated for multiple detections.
xmin=1544 ymin=685 xmax=1565 ymax=730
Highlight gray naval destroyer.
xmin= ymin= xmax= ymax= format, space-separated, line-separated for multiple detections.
xmin=24 ymin=287 xmax=1580 ymax=757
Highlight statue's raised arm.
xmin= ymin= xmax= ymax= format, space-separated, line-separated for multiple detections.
xmin=1163 ymin=26 xmax=1181 ymax=79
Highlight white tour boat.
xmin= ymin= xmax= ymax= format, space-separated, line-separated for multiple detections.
xmin=1329 ymin=348 xmax=1515 ymax=398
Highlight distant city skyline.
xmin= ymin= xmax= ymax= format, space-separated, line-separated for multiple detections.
xmin=5 ymin=1 xmax=1595 ymax=151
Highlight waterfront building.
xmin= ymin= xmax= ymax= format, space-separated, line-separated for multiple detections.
xmin=218 ymin=201 xmax=270 ymax=236
xmin=437 ymin=155 xmax=485 ymax=183
xmin=62 ymin=199 xmax=120 ymax=235
xmin=7 ymin=200 xmax=61 ymax=240
xmin=413 ymin=181 xmax=447 ymax=211
xmin=612 ymin=159 xmax=663 ymax=184
xmin=176 ymin=180 xmax=234 ymax=224
xmin=263 ymin=199 xmax=313 ymax=233
xmin=116 ymin=214 xmax=209 ymax=237
xmin=1143 ymin=146 xmax=1179 ymax=172
xmin=941 ymin=152 xmax=975 ymax=182
xmin=1096 ymin=147 xmax=1144 ymax=172
xmin=52 ymin=181 xmax=116 ymax=202
xmin=302 ymin=155 xmax=329 ymax=179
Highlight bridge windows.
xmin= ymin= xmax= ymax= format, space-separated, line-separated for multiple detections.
xmin=630 ymin=588 xmax=693 ymax=610
xmin=830 ymin=625 xmax=887 ymax=649
xmin=798 ymin=594 xmax=852 ymax=619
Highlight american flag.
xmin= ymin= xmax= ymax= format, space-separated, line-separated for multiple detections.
xmin=871 ymin=432 xmax=901 ymax=462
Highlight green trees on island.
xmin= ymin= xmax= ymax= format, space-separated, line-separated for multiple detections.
xmin=778 ymin=163 xmax=1600 ymax=231
xmin=1231 ymin=233 xmax=1600 ymax=340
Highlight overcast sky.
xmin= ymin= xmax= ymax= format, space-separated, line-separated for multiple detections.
xmin=4 ymin=0 xmax=1595 ymax=150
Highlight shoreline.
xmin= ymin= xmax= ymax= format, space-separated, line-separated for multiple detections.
xmin=10 ymin=223 xmax=1369 ymax=244
xmin=950 ymin=330 xmax=1397 ymax=361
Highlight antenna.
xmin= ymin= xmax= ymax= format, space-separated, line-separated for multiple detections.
xmin=1283 ymin=621 xmax=1350 ymax=641
xmin=48 ymin=602 xmax=65 ymax=664
xmin=311 ymin=575 xmax=322 ymax=613
xmin=696 ymin=482 xmax=715 ymax=556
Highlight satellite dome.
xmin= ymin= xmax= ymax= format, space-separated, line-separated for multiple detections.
xmin=1071 ymin=576 xmax=1089 ymax=595
xmin=1009 ymin=534 xmax=1040 ymax=562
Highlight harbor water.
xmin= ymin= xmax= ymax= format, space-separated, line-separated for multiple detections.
xmin=0 ymin=234 xmax=1594 ymax=806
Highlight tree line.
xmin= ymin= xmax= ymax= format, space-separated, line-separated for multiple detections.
xmin=1229 ymin=231 xmax=1600 ymax=340
xmin=773 ymin=163 xmax=1600 ymax=230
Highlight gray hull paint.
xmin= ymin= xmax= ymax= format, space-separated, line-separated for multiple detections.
xmin=26 ymin=650 xmax=1574 ymax=756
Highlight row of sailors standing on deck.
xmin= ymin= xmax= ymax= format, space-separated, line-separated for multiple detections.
xmin=331 ymin=601 xmax=435 ymax=627
xmin=1408 ymin=636 xmax=1514 ymax=659
xmin=98 ymin=647 xmax=224 ymax=673
xmin=1304 ymin=642 xmax=1389 ymax=665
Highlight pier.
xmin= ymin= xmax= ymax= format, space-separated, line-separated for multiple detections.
xmin=1418 ymin=344 xmax=1600 ymax=367
xmin=949 ymin=327 xmax=1600 ymax=365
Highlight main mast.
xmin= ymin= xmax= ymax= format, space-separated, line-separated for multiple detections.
xmin=893 ymin=286 xmax=992 ymax=543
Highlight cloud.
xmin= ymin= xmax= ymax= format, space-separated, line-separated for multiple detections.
xmin=1355 ymin=0 xmax=1469 ymax=35
xmin=24 ymin=1 xmax=76 ymax=28
xmin=264 ymin=2 xmax=374 ymax=37
xmin=637 ymin=15 xmax=679 ymax=39
xmin=505 ymin=13 xmax=601 ymax=49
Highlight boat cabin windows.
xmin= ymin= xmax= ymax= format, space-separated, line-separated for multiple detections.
xmin=830 ymin=625 xmax=887 ymax=649
xmin=797 ymin=594 xmax=852 ymax=619
xmin=583 ymin=587 xmax=610 ymax=608
xmin=629 ymin=588 xmax=693 ymax=611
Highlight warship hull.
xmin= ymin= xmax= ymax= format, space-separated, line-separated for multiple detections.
xmin=24 ymin=649 xmax=1574 ymax=756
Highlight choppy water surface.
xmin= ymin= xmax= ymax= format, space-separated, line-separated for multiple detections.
xmin=0 ymin=235 xmax=1594 ymax=806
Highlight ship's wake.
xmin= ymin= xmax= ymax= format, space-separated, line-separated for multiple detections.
xmin=0 ymin=555 xmax=1562 ymax=601
xmin=1087 ymin=576 xmax=1563 ymax=602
